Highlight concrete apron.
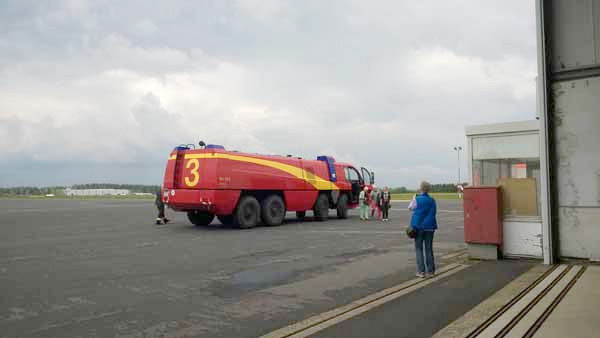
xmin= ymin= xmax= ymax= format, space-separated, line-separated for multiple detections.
xmin=432 ymin=264 xmax=600 ymax=338
xmin=260 ymin=262 xmax=470 ymax=338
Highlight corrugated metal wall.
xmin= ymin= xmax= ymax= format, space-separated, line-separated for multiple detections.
xmin=545 ymin=0 xmax=600 ymax=260
xmin=550 ymin=0 xmax=600 ymax=71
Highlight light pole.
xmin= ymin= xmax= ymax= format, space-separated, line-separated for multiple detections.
xmin=453 ymin=146 xmax=462 ymax=184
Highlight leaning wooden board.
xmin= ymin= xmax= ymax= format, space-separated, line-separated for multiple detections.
xmin=497 ymin=178 xmax=538 ymax=216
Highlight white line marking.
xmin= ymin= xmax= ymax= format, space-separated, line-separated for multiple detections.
xmin=441 ymin=250 xmax=467 ymax=260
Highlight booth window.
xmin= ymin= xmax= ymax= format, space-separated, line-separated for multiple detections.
xmin=472 ymin=158 xmax=540 ymax=217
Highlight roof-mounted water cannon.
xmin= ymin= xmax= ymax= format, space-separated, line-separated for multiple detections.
xmin=198 ymin=141 xmax=225 ymax=150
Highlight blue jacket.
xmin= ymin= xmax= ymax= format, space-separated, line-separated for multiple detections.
xmin=410 ymin=193 xmax=437 ymax=231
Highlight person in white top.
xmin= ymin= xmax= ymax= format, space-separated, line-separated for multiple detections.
xmin=359 ymin=187 xmax=369 ymax=220
xmin=408 ymin=190 xmax=419 ymax=211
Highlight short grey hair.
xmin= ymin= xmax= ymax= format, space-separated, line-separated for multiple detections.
xmin=420 ymin=181 xmax=431 ymax=193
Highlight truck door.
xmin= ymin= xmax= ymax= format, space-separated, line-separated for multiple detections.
xmin=345 ymin=166 xmax=363 ymax=203
xmin=361 ymin=167 xmax=374 ymax=185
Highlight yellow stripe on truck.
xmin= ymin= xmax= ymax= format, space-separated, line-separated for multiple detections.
xmin=184 ymin=153 xmax=339 ymax=191
xmin=168 ymin=155 xmax=177 ymax=160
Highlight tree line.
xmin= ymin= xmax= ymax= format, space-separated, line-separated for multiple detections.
xmin=0 ymin=186 xmax=67 ymax=196
xmin=390 ymin=183 xmax=468 ymax=194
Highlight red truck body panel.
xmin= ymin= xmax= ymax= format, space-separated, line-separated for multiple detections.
xmin=161 ymin=147 xmax=368 ymax=216
xmin=283 ymin=190 xmax=320 ymax=211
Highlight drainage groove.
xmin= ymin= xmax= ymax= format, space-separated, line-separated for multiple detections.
xmin=521 ymin=266 xmax=587 ymax=338
xmin=493 ymin=265 xmax=573 ymax=338
xmin=465 ymin=264 xmax=559 ymax=338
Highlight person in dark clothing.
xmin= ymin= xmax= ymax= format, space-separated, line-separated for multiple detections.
xmin=155 ymin=191 xmax=170 ymax=225
xmin=379 ymin=186 xmax=391 ymax=221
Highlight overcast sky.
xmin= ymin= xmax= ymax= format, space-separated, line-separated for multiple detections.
xmin=0 ymin=0 xmax=538 ymax=188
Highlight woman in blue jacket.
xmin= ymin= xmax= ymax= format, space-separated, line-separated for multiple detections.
xmin=410 ymin=181 xmax=437 ymax=277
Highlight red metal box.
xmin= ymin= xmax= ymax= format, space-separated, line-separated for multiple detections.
xmin=463 ymin=186 xmax=503 ymax=245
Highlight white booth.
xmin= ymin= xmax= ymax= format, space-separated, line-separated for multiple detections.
xmin=466 ymin=120 xmax=543 ymax=258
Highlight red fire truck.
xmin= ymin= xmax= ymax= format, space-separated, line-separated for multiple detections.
xmin=161 ymin=143 xmax=374 ymax=228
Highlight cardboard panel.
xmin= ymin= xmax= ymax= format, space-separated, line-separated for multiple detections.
xmin=498 ymin=178 xmax=538 ymax=216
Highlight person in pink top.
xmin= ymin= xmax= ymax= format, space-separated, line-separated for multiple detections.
xmin=370 ymin=185 xmax=382 ymax=221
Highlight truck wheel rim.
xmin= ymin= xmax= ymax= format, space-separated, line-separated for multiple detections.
xmin=243 ymin=205 xmax=254 ymax=219
xmin=270 ymin=202 xmax=283 ymax=217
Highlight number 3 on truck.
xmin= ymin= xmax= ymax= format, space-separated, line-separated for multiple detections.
xmin=184 ymin=159 xmax=200 ymax=187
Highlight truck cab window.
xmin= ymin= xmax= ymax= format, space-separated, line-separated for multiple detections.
xmin=347 ymin=167 xmax=361 ymax=183
xmin=361 ymin=168 xmax=371 ymax=185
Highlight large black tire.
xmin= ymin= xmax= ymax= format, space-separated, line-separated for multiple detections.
xmin=217 ymin=214 xmax=235 ymax=226
xmin=234 ymin=195 xmax=261 ymax=228
xmin=313 ymin=194 xmax=329 ymax=221
xmin=187 ymin=210 xmax=215 ymax=226
xmin=336 ymin=194 xmax=349 ymax=219
xmin=296 ymin=211 xmax=306 ymax=221
xmin=261 ymin=195 xmax=286 ymax=226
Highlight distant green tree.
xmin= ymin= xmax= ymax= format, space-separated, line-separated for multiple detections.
xmin=390 ymin=187 xmax=414 ymax=193
xmin=386 ymin=183 xmax=469 ymax=194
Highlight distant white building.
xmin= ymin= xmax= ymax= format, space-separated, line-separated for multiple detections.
xmin=134 ymin=192 xmax=153 ymax=196
xmin=64 ymin=188 xmax=130 ymax=196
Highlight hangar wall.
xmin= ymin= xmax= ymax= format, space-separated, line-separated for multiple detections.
xmin=538 ymin=0 xmax=600 ymax=261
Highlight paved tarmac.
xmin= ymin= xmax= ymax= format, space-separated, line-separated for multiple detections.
xmin=0 ymin=198 xmax=465 ymax=338
xmin=310 ymin=260 xmax=535 ymax=338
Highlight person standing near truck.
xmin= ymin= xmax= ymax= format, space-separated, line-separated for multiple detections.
xmin=379 ymin=186 xmax=391 ymax=221
xmin=155 ymin=190 xmax=170 ymax=225
xmin=376 ymin=187 xmax=383 ymax=221
xmin=369 ymin=185 xmax=379 ymax=219
xmin=359 ymin=187 xmax=369 ymax=220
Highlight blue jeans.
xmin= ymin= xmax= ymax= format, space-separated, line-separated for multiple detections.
xmin=415 ymin=230 xmax=435 ymax=274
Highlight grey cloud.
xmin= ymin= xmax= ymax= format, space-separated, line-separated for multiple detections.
xmin=0 ymin=0 xmax=537 ymax=188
